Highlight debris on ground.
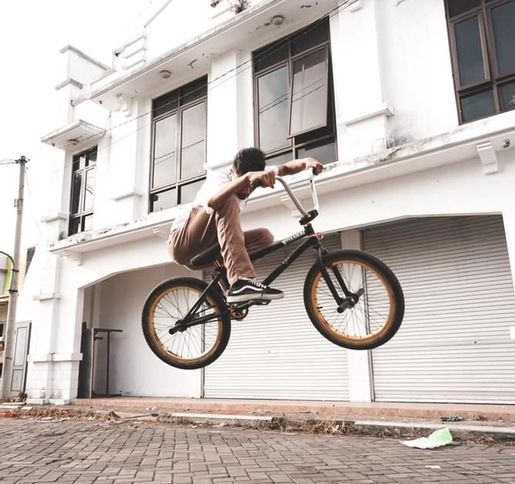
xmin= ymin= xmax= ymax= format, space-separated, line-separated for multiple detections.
xmin=400 ymin=428 xmax=453 ymax=449
xmin=0 ymin=406 xmax=513 ymax=446
xmin=440 ymin=416 xmax=465 ymax=422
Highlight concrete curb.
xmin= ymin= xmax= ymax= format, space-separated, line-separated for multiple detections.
xmin=150 ymin=410 xmax=515 ymax=442
xmin=2 ymin=404 xmax=514 ymax=442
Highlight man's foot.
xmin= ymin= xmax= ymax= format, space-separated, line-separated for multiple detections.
xmin=226 ymin=278 xmax=284 ymax=303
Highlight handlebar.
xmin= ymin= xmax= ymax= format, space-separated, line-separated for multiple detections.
xmin=266 ymin=169 xmax=321 ymax=225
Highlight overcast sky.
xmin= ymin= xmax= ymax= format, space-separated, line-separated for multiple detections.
xmin=0 ymin=0 xmax=149 ymax=255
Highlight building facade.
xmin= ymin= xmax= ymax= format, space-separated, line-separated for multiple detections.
xmin=17 ymin=0 xmax=515 ymax=404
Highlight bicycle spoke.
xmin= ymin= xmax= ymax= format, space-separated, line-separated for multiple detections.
xmin=150 ymin=285 xmax=221 ymax=361
xmin=313 ymin=259 xmax=393 ymax=341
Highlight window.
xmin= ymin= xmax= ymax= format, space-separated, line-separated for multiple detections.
xmin=150 ymin=77 xmax=207 ymax=212
xmin=446 ymin=0 xmax=515 ymax=123
xmin=69 ymin=146 xmax=97 ymax=235
xmin=25 ymin=247 xmax=35 ymax=275
xmin=253 ymin=19 xmax=337 ymax=164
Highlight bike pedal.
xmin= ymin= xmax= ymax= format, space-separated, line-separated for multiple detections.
xmin=254 ymin=299 xmax=271 ymax=306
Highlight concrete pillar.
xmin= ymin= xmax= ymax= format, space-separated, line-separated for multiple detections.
xmin=207 ymin=49 xmax=251 ymax=168
xmin=330 ymin=0 xmax=392 ymax=162
xmin=502 ymin=205 xmax=515 ymax=294
xmin=341 ymin=229 xmax=374 ymax=402
xmin=103 ymin=97 xmax=150 ymax=227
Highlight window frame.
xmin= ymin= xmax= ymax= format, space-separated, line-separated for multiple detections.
xmin=149 ymin=77 xmax=208 ymax=213
xmin=288 ymin=44 xmax=330 ymax=138
xmin=68 ymin=146 xmax=97 ymax=236
xmin=446 ymin=0 xmax=515 ymax=123
xmin=252 ymin=18 xmax=337 ymax=164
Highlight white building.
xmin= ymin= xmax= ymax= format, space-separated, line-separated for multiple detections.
xmin=15 ymin=0 xmax=515 ymax=405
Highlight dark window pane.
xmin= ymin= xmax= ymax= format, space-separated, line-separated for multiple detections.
xmin=258 ymin=66 xmax=290 ymax=152
xmin=448 ymin=0 xmax=481 ymax=18
xmin=83 ymin=215 xmax=93 ymax=232
xmin=86 ymin=148 xmax=97 ymax=166
xmin=181 ymin=76 xmax=207 ymax=105
xmin=500 ymin=81 xmax=515 ymax=111
xmin=71 ymin=172 xmax=82 ymax=215
xmin=153 ymin=90 xmax=178 ymax=117
xmin=151 ymin=188 xmax=177 ymax=211
xmin=84 ymin=168 xmax=95 ymax=211
xmin=72 ymin=155 xmax=81 ymax=171
xmin=455 ymin=16 xmax=486 ymax=86
xmin=254 ymin=43 xmax=288 ymax=72
xmin=153 ymin=115 xmax=177 ymax=188
xmin=180 ymin=179 xmax=205 ymax=204
xmin=180 ymin=102 xmax=207 ymax=180
xmin=461 ymin=89 xmax=495 ymax=121
xmin=291 ymin=20 xmax=329 ymax=56
xmin=69 ymin=217 xmax=81 ymax=236
xmin=297 ymin=140 xmax=337 ymax=164
xmin=290 ymin=48 xmax=329 ymax=136
xmin=266 ymin=151 xmax=293 ymax=166
xmin=491 ymin=0 xmax=515 ymax=76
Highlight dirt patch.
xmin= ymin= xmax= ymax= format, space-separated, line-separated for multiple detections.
xmin=1 ymin=407 xmax=514 ymax=446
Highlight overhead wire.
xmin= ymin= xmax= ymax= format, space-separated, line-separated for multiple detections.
xmin=23 ymin=167 xmax=43 ymax=238
xmin=27 ymin=0 xmax=353 ymax=182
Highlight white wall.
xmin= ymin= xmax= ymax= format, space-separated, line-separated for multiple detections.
xmin=21 ymin=0 xmax=515 ymax=403
xmin=377 ymin=0 xmax=458 ymax=144
xmin=241 ymin=152 xmax=515 ymax=242
xmin=96 ymin=263 xmax=202 ymax=397
xmin=142 ymin=0 xmax=261 ymax=61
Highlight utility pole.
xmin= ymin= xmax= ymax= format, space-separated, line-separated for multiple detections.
xmin=1 ymin=155 xmax=27 ymax=400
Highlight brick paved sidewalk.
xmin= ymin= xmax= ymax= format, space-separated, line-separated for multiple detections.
xmin=1 ymin=418 xmax=514 ymax=483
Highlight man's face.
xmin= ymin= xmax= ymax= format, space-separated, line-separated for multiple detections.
xmin=231 ymin=168 xmax=252 ymax=200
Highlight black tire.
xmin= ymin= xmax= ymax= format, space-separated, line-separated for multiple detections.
xmin=142 ymin=277 xmax=231 ymax=369
xmin=304 ymin=250 xmax=404 ymax=350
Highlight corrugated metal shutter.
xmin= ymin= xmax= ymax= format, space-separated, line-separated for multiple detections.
xmin=204 ymin=233 xmax=349 ymax=400
xmin=363 ymin=216 xmax=515 ymax=403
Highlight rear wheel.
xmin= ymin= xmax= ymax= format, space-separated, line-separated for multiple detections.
xmin=304 ymin=250 xmax=404 ymax=350
xmin=142 ymin=277 xmax=230 ymax=369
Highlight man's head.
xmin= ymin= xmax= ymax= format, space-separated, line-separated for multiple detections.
xmin=232 ymin=147 xmax=266 ymax=177
xmin=231 ymin=147 xmax=267 ymax=199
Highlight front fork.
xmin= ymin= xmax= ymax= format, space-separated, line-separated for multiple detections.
xmin=315 ymin=247 xmax=362 ymax=312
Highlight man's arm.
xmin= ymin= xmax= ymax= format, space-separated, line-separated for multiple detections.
xmin=277 ymin=157 xmax=324 ymax=176
xmin=207 ymin=175 xmax=251 ymax=210
xmin=207 ymin=171 xmax=275 ymax=210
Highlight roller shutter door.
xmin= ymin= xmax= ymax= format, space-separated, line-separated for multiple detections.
xmin=364 ymin=216 xmax=515 ymax=403
xmin=204 ymin=233 xmax=349 ymax=400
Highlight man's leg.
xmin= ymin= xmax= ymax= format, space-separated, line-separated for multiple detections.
xmin=215 ymin=197 xmax=282 ymax=302
xmin=169 ymin=208 xmax=217 ymax=267
xmin=244 ymin=228 xmax=274 ymax=255
xmin=215 ymin=196 xmax=256 ymax=285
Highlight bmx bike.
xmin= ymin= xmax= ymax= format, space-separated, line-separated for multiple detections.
xmin=142 ymin=171 xmax=405 ymax=369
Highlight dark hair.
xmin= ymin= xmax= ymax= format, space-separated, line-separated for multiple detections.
xmin=233 ymin=147 xmax=266 ymax=174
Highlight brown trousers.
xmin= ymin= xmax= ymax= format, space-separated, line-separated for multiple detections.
xmin=169 ymin=196 xmax=273 ymax=285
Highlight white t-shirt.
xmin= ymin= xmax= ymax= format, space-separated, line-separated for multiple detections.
xmin=170 ymin=166 xmax=278 ymax=233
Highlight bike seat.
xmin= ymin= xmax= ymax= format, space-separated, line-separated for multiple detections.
xmin=190 ymin=242 xmax=221 ymax=268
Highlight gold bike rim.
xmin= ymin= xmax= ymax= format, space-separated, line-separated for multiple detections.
xmin=310 ymin=258 xmax=395 ymax=343
xmin=148 ymin=283 xmax=224 ymax=363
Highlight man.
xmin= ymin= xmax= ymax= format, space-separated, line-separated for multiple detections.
xmin=169 ymin=147 xmax=323 ymax=303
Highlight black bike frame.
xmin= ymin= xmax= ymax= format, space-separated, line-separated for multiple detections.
xmin=173 ymin=222 xmax=348 ymax=333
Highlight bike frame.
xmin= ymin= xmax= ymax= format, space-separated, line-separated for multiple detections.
xmin=172 ymin=173 xmax=352 ymax=333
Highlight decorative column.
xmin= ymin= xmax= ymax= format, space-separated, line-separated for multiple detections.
xmin=341 ymin=229 xmax=374 ymax=402
xmin=330 ymin=0 xmax=393 ymax=161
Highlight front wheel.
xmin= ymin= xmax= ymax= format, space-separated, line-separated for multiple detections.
xmin=142 ymin=277 xmax=231 ymax=369
xmin=304 ymin=250 xmax=404 ymax=350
